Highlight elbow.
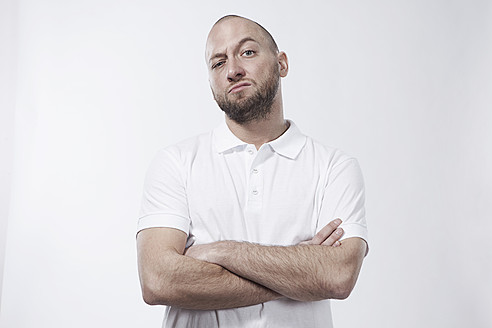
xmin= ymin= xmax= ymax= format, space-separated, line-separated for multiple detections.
xmin=296 ymin=274 xmax=355 ymax=302
xmin=142 ymin=291 xmax=157 ymax=305
xmin=141 ymin=282 xmax=161 ymax=306
xmin=139 ymin=272 xmax=175 ymax=306
xmin=330 ymin=282 xmax=353 ymax=300
xmin=318 ymin=238 xmax=366 ymax=300
xmin=320 ymin=271 xmax=358 ymax=300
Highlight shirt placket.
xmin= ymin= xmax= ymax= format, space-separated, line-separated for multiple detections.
xmin=244 ymin=145 xmax=264 ymax=210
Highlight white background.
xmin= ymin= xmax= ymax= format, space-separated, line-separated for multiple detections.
xmin=1 ymin=0 xmax=491 ymax=327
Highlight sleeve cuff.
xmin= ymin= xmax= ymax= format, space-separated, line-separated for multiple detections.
xmin=137 ymin=213 xmax=190 ymax=236
xmin=339 ymin=222 xmax=369 ymax=255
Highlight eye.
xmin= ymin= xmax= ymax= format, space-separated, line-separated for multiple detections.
xmin=212 ymin=61 xmax=225 ymax=69
xmin=243 ymin=50 xmax=255 ymax=56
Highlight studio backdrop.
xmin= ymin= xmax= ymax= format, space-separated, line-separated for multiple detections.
xmin=1 ymin=0 xmax=491 ymax=327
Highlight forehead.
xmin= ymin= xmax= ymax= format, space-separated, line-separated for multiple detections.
xmin=205 ymin=18 xmax=268 ymax=59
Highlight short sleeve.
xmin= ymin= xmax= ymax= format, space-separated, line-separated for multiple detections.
xmin=137 ymin=148 xmax=190 ymax=235
xmin=318 ymin=157 xmax=369 ymax=251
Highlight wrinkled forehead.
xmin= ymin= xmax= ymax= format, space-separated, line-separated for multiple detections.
xmin=205 ymin=18 xmax=267 ymax=60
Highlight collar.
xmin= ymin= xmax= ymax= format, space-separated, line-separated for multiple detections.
xmin=213 ymin=119 xmax=307 ymax=159
xmin=268 ymin=120 xmax=307 ymax=159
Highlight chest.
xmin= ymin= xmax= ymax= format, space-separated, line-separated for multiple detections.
xmin=185 ymin=147 xmax=326 ymax=245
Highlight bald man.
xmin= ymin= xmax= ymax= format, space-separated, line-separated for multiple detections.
xmin=137 ymin=15 xmax=368 ymax=328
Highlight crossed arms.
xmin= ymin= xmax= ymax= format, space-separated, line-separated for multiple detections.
xmin=136 ymin=219 xmax=367 ymax=310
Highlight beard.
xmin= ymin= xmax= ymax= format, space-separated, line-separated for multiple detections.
xmin=212 ymin=65 xmax=280 ymax=124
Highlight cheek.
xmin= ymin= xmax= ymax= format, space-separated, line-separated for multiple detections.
xmin=251 ymin=63 xmax=275 ymax=82
xmin=210 ymin=74 xmax=226 ymax=89
xmin=208 ymin=79 xmax=220 ymax=93
xmin=210 ymin=83 xmax=225 ymax=99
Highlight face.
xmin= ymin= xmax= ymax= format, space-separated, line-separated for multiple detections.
xmin=206 ymin=18 xmax=285 ymax=124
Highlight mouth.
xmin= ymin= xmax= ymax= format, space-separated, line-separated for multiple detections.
xmin=228 ymin=82 xmax=251 ymax=94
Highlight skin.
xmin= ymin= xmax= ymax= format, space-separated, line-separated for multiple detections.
xmin=137 ymin=227 xmax=282 ymax=310
xmin=137 ymin=219 xmax=346 ymax=309
xmin=137 ymin=16 xmax=367 ymax=309
xmin=184 ymin=225 xmax=365 ymax=302
xmin=206 ymin=16 xmax=289 ymax=149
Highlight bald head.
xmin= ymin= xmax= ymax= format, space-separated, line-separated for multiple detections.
xmin=207 ymin=15 xmax=279 ymax=55
xmin=204 ymin=14 xmax=289 ymax=125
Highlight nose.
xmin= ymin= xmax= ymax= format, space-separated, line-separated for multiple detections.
xmin=226 ymin=58 xmax=245 ymax=82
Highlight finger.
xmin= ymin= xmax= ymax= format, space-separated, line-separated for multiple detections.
xmin=321 ymin=227 xmax=344 ymax=246
xmin=310 ymin=218 xmax=342 ymax=245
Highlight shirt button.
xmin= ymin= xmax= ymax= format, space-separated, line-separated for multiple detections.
xmin=252 ymin=168 xmax=258 ymax=174
xmin=252 ymin=189 xmax=258 ymax=195
xmin=248 ymin=149 xmax=254 ymax=155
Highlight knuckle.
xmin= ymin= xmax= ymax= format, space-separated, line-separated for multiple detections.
xmin=330 ymin=220 xmax=341 ymax=228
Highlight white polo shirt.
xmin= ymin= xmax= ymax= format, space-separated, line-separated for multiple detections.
xmin=138 ymin=120 xmax=368 ymax=328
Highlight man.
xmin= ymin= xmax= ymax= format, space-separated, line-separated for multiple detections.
xmin=136 ymin=15 xmax=368 ymax=328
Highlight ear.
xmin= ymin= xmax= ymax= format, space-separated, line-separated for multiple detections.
xmin=277 ymin=51 xmax=289 ymax=77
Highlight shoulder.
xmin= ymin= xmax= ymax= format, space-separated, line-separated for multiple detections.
xmin=144 ymin=131 xmax=214 ymax=183
xmin=154 ymin=130 xmax=214 ymax=164
xmin=303 ymin=135 xmax=359 ymax=169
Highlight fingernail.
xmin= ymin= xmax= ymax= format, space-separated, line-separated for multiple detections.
xmin=335 ymin=219 xmax=342 ymax=225
xmin=336 ymin=228 xmax=342 ymax=235
xmin=334 ymin=241 xmax=340 ymax=247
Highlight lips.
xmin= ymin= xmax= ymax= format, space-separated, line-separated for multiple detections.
xmin=229 ymin=82 xmax=251 ymax=93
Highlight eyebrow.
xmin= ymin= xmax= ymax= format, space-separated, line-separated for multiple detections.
xmin=208 ymin=37 xmax=259 ymax=64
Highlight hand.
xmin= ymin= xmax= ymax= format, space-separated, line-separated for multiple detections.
xmin=299 ymin=218 xmax=344 ymax=247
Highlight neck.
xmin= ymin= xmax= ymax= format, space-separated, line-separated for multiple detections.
xmin=225 ymin=98 xmax=288 ymax=150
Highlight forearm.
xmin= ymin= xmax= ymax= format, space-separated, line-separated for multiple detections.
xmin=140 ymin=248 xmax=282 ymax=310
xmin=197 ymin=239 xmax=365 ymax=302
